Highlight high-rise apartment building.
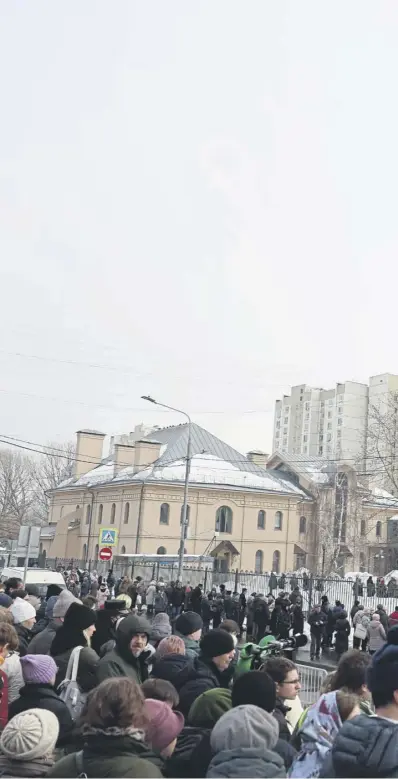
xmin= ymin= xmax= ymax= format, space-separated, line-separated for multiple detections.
xmin=273 ymin=381 xmax=369 ymax=461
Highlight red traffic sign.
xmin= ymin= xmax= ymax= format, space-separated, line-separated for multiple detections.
xmin=99 ymin=546 xmax=113 ymax=561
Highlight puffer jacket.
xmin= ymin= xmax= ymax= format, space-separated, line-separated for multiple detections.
xmin=367 ymin=619 xmax=386 ymax=652
xmin=97 ymin=615 xmax=151 ymax=684
xmin=206 ymin=747 xmax=285 ymax=778
xmin=320 ymin=713 xmax=398 ymax=778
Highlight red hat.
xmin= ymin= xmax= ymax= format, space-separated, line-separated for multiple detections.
xmin=144 ymin=698 xmax=184 ymax=753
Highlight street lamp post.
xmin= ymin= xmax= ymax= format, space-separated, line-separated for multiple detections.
xmin=141 ymin=395 xmax=191 ymax=582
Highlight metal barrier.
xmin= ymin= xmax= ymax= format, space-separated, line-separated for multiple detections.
xmin=296 ymin=663 xmax=328 ymax=706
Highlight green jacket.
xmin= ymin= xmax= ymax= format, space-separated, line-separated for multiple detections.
xmin=175 ymin=630 xmax=201 ymax=660
xmin=47 ymin=733 xmax=162 ymax=778
xmin=97 ymin=614 xmax=151 ymax=684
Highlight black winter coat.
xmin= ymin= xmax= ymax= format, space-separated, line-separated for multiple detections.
xmin=15 ymin=624 xmax=33 ymax=656
xmin=152 ymin=652 xmax=224 ymax=717
xmin=9 ymin=683 xmax=74 ymax=746
xmin=53 ymin=646 xmax=99 ymax=692
xmin=320 ymin=714 xmax=398 ymax=778
xmin=334 ymin=616 xmax=350 ymax=654
xmin=273 ymin=697 xmax=292 ymax=741
xmin=164 ymin=726 xmax=211 ymax=778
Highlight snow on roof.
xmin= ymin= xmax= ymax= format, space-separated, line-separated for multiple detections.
xmin=364 ymin=485 xmax=398 ymax=509
xmin=122 ymin=453 xmax=307 ymax=495
xmin=73 ymin=460 xmax=115 ymax=487
xmin=269 ymin=451 xmax=333 ymax=485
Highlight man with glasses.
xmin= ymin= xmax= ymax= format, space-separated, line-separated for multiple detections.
xmin=262 ymin=656 xmax=302 ymax=741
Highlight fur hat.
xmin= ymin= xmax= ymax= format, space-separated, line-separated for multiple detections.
xmin=151 ymin=613 xmax=172 ymax=643
xmin=52 ymin=589 xmax=81 ymax=619
xmin=210 ymin=704 xmax=279 ymax=752
xmin=10 ymin=597 xmax=36 ymax=625
xmin=63 ymin=602 xmax=96 ymax=631
xmin=200 ymin=629 xmax=234 ymax=659
xmin=144 ymin=699 xmax=184 ymax=753
xmin=0 ymin=709 xmax=59 ymax=760
xmin=175 ymin=611 xmax=203 ymax=636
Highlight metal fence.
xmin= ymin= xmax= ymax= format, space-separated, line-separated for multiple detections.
xmin=44 ymin=558 xmax=213 ymax=589
xmin=296 ymin=664 xmax=328 ymax=706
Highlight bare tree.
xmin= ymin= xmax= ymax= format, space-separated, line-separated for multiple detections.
xmin=0 ymin=449 xmax=36 ymax=540
xmin=30 ymin=441 xmax=75 ymax=524
xmin=365 ymin=396 xmax=398 ymax=495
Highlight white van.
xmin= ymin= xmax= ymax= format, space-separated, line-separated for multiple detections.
xmin=0 ymin=567 xmax=65 ymax=596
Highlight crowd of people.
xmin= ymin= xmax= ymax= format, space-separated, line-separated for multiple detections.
xmin=1 ymin=571 xmax=398 ymax=776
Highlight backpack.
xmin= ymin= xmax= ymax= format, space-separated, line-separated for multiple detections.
xmin=58 ymin=646 xmax=87 ymax=721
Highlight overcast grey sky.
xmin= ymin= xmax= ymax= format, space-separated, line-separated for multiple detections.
xmin=0 ymin=1 xmax=397 ymax=457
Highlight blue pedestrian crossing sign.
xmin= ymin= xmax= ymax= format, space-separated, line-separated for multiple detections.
xmin=98 ymin=528 xmax=118 ymax=546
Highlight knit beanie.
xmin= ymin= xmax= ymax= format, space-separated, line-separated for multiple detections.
xmin=232 ymin=670 xmax=277 ymax=713
xmin=156 ymin=635 xmax=186 ymax=659
xmin=10 ymin=597 xmax=36 ymax=625
xmin=0 ymin=594 xmax=12 ymax=608
xmin=63 ymin=602 xmax=96 ymax=631
xmin=200 ymin=629 xmax=234 ymax=659
xmin=210 ymin=705 xmax=279 ymax=752
xmin=52 ymin=589 xmax=81 ymax=619
xmin=188 ymin=688 xmax=232 ymax=728
xmin=151 ymin=613 xmax=172 ymax=642
xmin=0 ymin=708 xmax=59 ymax=760
xmin=144 ymin=699 xmax=184 ymax=753
xmin=25 ymin=584 xmax=40 ymax=598
xmin=20 ymin=655 xmax=58 ymax=685
xmin=175 ymin=611 xmax=203 ymax=636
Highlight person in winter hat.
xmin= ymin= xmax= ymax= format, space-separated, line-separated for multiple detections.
xmin=144 ymin=698 xmax=184 ymax=757
xmin=0 ymin=594 xmax=12 ymax=609
xmin=367 ymin=612 xmax=387 ymax=654
xmin=231 ymin=670 xmax=297 ymax=771
xmin=47 ymin=677 xmax=162 ymax=778
xmin=50 ymin=603 xmax=98 ymax=692
xmin=177 ymin=630 xmax=235 ymax=718
xmin=9 ymin=655 xmax=74 ymax=746
xmin=10 ymin=598 xmax=36 ymax=656
xmin=28 ymin=590 xmax=81 ymax=656
xmin=175 ymin=611 xmax=203 ymax=660
xmin=151 ymin=612 xmax=172 ymax=646
xmin=91 ymin=600 xmax=126 ymax=656
xmin=0 ymin=708 xmax=59 ymax=777
xmin=207 ymin=704 xmax=285 ymax=778
xmin=97 ymin=614 xmax=152 ymax=684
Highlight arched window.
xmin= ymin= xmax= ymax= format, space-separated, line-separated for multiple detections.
xmin=274 ymin=511 xmax=283 ymax=530
xmin=82 ymin=543 xmax=87 ymax=560
xmin=76 ymin=505 xmax=80 ymax=514
xmin=85 ymin=505 xmax=91 ymax=525
xmin=299 ymin=516 xmax=306 ymax=534
xmin=160 ymin=503 xmax=170 ymax=525
xmin=124 ymin=503 xmax=130 ymax=524
xmin=272 ymin=550 xmax=281 ymax=574
xmin=255 ymin=549 xmax=263 ymax=573
xmin=257 ymin=510 xmax=266 ymax=530
xmin=110 ymin=503 xmax=116 ymax=524
xmin=121 ymin=545 xmax=126 ymax=554
xmin=215 ymin=506 xmax=233 ymax=534
xmin=157 ymin=546 xmax=167 ymax=555
xmin=39 ymin=542 xmax=43 ymax=555
xmin=376 ymin=521 xmax=382 ymax=537
xmin=94 ymin=544 xmax=99 ymax=558
xmin=98 ymin=504 xmax=103 ymax=525
xmin=360 ymin=519 xmax=366 ymax=537
xmin=180 ymin=504 xmax=191 ymax=524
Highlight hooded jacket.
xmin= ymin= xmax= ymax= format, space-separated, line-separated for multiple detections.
xmin=320 ymin=714 xmax=398 ymax=778
xmin=97 ymin=615 xmax=151 ymax=684
xmin=207 ymin=747 xmax=285 ymax=778
xmin=28 ymin=619 xmax=60 ymax=655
